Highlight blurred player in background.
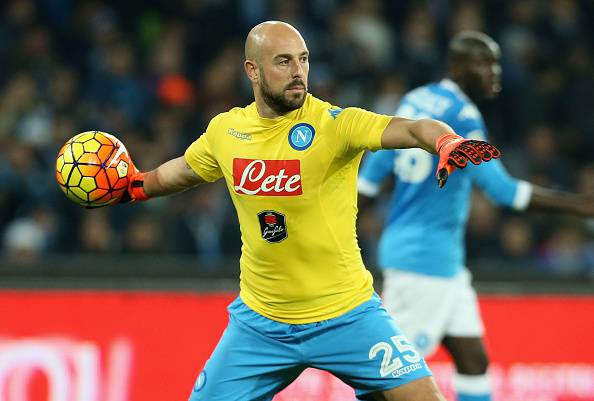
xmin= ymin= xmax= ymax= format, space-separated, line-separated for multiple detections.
xmin=115 ymin=22 xmax=503 ymax=401
xmin=358 ymin=31 xmax=594 ymax=401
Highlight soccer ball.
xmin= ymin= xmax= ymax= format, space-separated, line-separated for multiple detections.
xmin=56 ymin=131 xmax=131 ymax=207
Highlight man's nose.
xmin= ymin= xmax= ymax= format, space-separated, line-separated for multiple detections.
xmin=291 ymin=59 xmax=304 ymax=78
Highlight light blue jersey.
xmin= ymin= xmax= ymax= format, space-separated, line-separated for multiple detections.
xmin=358 ymin=79 xmax=532 ymax=277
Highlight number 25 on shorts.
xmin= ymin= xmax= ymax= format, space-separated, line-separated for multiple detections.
xmin=368 ymin=335 xmax=422 ymax=378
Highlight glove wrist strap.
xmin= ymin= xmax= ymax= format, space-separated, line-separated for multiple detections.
xmin=436 ymin=133 xmax=463 ymax=153
xmin=129 ymin=172 xmax=149 ymax=201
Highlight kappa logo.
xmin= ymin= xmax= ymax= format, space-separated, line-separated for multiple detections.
xmin=392 ymin=362 xmax=423 ymax=378
xmin=233 ymin=159 xmax=302 ymax=196
xmin=328 ymin=107 xmax=343 ymax=119
xmin=288 ymin=123 xmax=315 ymax=151
xmin=227 ymin=128 xmax=252 ymax=141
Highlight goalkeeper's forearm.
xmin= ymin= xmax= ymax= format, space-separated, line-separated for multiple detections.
xmin=380 ymin=117 xmax=457 ymax=152
xmin=143 ymin=156 xmax=206 ymax=198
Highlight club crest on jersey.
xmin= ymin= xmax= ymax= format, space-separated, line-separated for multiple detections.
xmin=258 ymin=210 xmax=287 ymax=243
xmin=288 ymin=123 xmax=315 ymax=151
xmin=233 ymin=158 xmax=302 ymax=196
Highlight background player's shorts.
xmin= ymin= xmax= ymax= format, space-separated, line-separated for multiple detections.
xmin=188 ymin=293 xmax=432 ymax=401
xmin=382 ymin=268 xmax=484 ymax=357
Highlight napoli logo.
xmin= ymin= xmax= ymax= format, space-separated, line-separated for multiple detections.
xmin=288 ymin=123 xmax=315 ymax=151
xmin=193 ymin=371 xmax=207 ymax=393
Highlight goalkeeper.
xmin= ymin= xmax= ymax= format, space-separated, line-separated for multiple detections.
xmin=358 ymin=31 xmax=594 ymax=401
xmin=123 ymin=22 xmax=501 ymax=401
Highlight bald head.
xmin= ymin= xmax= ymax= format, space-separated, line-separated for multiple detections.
xmin=243 ymin=21 xmax=310 ymax=118
xmin=245 ymin=21 xmax=306 ymax=63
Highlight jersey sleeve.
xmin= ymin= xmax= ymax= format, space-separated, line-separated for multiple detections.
xmin=358 ymin=150 xmax=395 ymax=197
xmin=334 ymin=107 xmax=392 ymax=154
xmin=184 ymin=115 xmax=224 ymax=182
xmin=469 ymin=158 xmax=532 ymax=210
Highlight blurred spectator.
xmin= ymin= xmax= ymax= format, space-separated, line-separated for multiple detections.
xmin=370 ymin=73 xmax=407 ymax=115
xmin=537 ymin=222 xmax=594 ymax=276
xmin=123 ymin=213 xmax=165 ymax=254
xmin=498 ymin=217 xmax=535 ymax=263
xmin=79 ymin=209 xmax=118 ymax=253
xmin=398 ymin=5 xmax=441 ymax=87
xmin=2 ymin=208 xmax=56 ymax=264
xmin=181 ymin=182 xmax=240 ymax=266
xmin=450 ymin=1 xmax=485 ymax=34
xmin=523 ymin=125 xmax=573 ymax=187
xmin=348 ymin=0 xmax=394 ymax=67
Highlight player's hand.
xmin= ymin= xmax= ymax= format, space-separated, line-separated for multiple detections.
xmin=435 ymin=133 xmax=501 ymax=188
xmin=120 ymin=158 xmax=149 ymax=203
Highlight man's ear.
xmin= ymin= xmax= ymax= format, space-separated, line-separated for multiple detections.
xmin=244 ymin=60 xmax=259 ymax=84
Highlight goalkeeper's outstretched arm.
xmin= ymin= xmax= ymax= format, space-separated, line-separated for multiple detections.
xmin=381 ymin=117 xmax=501 ymax=188
xmin=144 ymin=156 xmax=205 ymax=197
xmin=126 ymin=156 xmax=206 ymax=202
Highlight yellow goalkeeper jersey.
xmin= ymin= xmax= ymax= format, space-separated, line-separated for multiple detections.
xmin=185 ymin=94 xmax=391 ymax=323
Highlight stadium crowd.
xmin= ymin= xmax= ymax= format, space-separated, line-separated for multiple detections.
xmin=1 ymin=0 xmax=593 ymax=277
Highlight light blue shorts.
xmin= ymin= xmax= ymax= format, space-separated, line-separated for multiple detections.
xmin=189 ymin=293 xmax=431 ymax=401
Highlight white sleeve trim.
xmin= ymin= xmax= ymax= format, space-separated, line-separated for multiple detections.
xmin=358 ymin=178 xmax=381 ymax=197
xmin=512 ymin=181 xmax=533 ymax=210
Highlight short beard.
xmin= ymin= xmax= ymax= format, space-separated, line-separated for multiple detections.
xmin=259 ymin=69 xmax=307 ymax=114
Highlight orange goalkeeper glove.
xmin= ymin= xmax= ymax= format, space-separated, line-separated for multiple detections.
xmin=435 ymin=133 xmax=501 ymax=188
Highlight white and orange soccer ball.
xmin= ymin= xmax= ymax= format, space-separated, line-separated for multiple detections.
xmin=56 ymin=131 xmax=131 ymax=207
